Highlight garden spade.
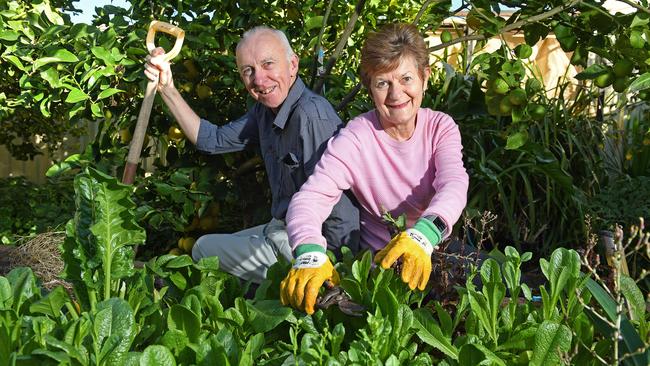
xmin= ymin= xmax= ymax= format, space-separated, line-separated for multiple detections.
xmin=122 ymin=20 xmax=185 ymax=185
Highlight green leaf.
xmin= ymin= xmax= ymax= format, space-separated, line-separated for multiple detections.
xmin=530 ymin=321 xmax=572 ymax=366
xmin=168 ymin=304 xmax=201 ymax=343
xmin=40 ymin=67 xmax=61 ymax=88
xmin=305 ymin=16 xmax=324 ymax=31
xmin=140 ymin=345 xmax=176 ymax=366
xmin=628 ymin=73 xmax=650 ymax=93
xmin=630 ymin=30 xmax=645 ymax=48
xmin=505 ymin=131 xmax=527 ymax=150
xmin=467 ymin=288 xmax=495 ymax=341
xmin=94 ymin=298 xmax=136 ymax=365
xmin=631 ymin=14 xmax=650 ymax=28
xmin=2 ymin=55 xmax=26 ymax=71
xmin=91 ymin=102 xmax=103 ymax=118
xmin=91 ymin=46 xmax=115 ymax=65
xmin=244 ymin=300 xmax=292 ymax=333
xmin=574 ymin=64 xmax=608 ymax=80
xmin=480 ymin=258 xmax=502 ymax=284
xmin=459 ymin=344 xmax=486 ymax=365
xmin=46 ymin=154 xmax=81 ymax=177
xmin=0 ymin=30 xmax=19 ymax=41
xmin=375 ymin=285 xmax=399 ymax=323
xmin=619 ymin=275 xmax=645 ymax=322
xmin=497 ymin=325 xmax=538 ymax=351
xmin=97 ymin=88 xmax=124 ymax=99
xmin=0 ymin=277 xmax=12 ymax=309
xmin=160 ymin=329 xmax=189 ymax=354
xmin=585 ymin=278 xmax=649 ymax=365
xmin=7 ymin=267 xmax=39 ymax=312
xmin=65 ymin=88 xmax=89 ymax=103
xmin=553 ymin=24 xmax=577 ymax=51
xmin=29 ymin=286 xmax=68 ymax=317
xmin=44 ymin=335 xmax=90 ymax=364
xmin=239 ymin=333 xmax=264 ymax=366
xmin=33 ymin=49 xmax=79 ymax=70
xmin=472 ymin=343 xmax=507 ymax=366
xmin=195 ymin=334 xmax=230 ymax=365
xmin=412 ymin=308 xmax=458 ymax=359
xmin=32 ymin=0 xmax=64 ymax=25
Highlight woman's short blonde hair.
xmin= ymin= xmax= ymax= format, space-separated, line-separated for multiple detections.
xmin=360 ymin=23 xmax=429 ymax=89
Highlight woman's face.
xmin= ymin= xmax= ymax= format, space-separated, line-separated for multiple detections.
xmin=369 ymin=55 xmax=430 ymax=134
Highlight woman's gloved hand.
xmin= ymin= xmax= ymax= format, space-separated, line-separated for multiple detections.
xmin=280 ymin=245 xmax=340 ymax=314
xmin=374 ymin=218 xmax=442 ymax=290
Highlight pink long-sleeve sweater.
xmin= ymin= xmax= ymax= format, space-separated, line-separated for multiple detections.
xmin=286 ymin=108 xmax=469 ymax=252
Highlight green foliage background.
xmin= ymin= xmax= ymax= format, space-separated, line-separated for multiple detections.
xmin=1 ymin=0 xmax=649 ymax=256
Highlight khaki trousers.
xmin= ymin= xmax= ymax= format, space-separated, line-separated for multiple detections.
xmin=192 ymin=218 xmax=293 ymax=283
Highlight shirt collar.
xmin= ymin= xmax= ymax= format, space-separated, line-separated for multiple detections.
xmin=271 ymin=77 xmax=306 ymax=129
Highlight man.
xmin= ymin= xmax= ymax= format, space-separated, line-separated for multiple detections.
xmin=145 ymin=25 xmax=359 ymax=283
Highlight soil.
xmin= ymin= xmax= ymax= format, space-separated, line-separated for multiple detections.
xmin=0 ymin=245 xmax=12 ymax=275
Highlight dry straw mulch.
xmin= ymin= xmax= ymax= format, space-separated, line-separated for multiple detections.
xmin=0 ymin=231 xmax=70 ymax=290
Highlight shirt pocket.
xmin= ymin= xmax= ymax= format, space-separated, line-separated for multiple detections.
xmin=278 ymin=151 xmax=304 ymax=195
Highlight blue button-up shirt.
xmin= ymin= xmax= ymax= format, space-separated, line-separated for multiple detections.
xmin=195 ymin=77 xmax=359 ymax=251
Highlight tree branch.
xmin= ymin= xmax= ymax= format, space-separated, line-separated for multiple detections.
xmin=428 ymin=0 xmax=582 ymax=53
xmin=309 ymin=0 xmax=335 ymax=89
xmin=335 ymin=82 xmax=362 ymax=112
xmin=617 ymin=0 xmax=650 ymax=15
xmin=413 ymin=0 xmax=446 ymax=26
xmin=314 ymin=0 xmax=367 ymax=94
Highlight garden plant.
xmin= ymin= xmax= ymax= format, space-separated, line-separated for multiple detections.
xmin=1 ymin=0 xmax=649 ymax=364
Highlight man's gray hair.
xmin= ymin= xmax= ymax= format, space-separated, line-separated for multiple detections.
xmin=236 ymin=26 xmax=296 ymax=61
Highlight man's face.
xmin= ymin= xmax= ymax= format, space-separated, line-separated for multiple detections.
xmin=236 ymin=31 xmax=298 ymax=112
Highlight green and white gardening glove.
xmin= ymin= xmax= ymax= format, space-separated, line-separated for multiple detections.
xmin=280 ymin=244 xmax=340 ymax=314
xmin=374 ymin=217 xmax=443 ymax=291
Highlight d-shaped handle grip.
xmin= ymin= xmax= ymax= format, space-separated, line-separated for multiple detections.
xmin=146 ymin=20 xmax=185 ymax=61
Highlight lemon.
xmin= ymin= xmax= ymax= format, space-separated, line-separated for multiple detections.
xmin=594 ymin=72 xmax=614 ymax=88
xmin=168 ymin=126 xmax=184 ymax=142
xmin=499 ymin=97 xmax=513 ymax=115
xmin=440 ymin=30 xmax=452 ymax=43
xmin=196 ymin=84 xmax=212 ymax=99
xmin=119 ymin=128 xmax=132 ymax=144
xmin=169 ymin=248 xmax=182 ymax=256
xmin=183 ymin=59 xmax=199 ymax=80
xmin=612 ymin=77 xmax=628 ymax=93
xmin=613 ymin=59 xmax=633 ymax=77
xmin=515 ymin=44 xmax=532 ymax=59
xmin=178 ymin=237 xmax=196 ymax=253
xmin=491 ymin=78 xmax=510 ymax=95
xmin=485 ymin=94 xmax=503 ymax=116
xmin=508 ymin=88 xmax=527 ymax=106
xmin=526 ymin=79 xmax=543 ymax=93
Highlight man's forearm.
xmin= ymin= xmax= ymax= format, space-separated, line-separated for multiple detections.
xmin=159 ymin=85 xmax=201 ymax=144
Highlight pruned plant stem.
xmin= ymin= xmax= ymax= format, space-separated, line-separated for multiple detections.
xmin=428 ymin=0 xmax=583 ymax=53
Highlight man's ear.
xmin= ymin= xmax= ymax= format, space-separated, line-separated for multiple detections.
xmin=290 ymin=54 xmax=299 ymax=76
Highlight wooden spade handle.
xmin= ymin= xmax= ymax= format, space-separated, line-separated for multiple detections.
xmin=146 ymin=21 xmax=185 ymax=61
xmin=122 ymin=21 xmax=184 ymax=185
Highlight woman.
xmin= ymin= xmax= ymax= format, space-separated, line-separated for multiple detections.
xmin=280 ymin=23 xmax=469 ymax=314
